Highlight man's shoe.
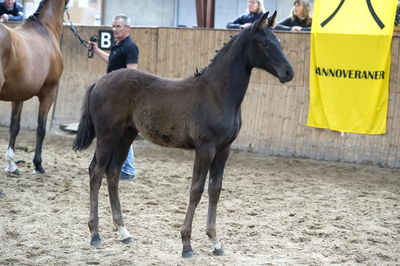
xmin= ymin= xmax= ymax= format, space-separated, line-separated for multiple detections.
xmin=120 ymin=172 xmax=136 ymax=181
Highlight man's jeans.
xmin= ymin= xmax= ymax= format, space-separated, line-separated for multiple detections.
xmin=121 ymin=145 xmax=135 ymax=176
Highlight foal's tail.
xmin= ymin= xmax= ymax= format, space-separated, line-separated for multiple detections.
xmin=73 ymin=83 xmax=96 ymax=151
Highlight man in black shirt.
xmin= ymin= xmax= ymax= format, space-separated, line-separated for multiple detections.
xmin=91 ymin=14 xmax=139 ymax=72
xmin=89 ymin=14 xmax=139 ymax=181
xmin=0 ymin=0 xmax=24 ymax=22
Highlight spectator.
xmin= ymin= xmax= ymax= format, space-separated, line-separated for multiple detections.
xmin=0 ymin=0 xmax=24 ymax=22
xmin=227 ymin=0 xmax=266 ymax=29
xmin=88 ymin=14 xmax=138 ymax=181
xmin=274 ymin=0 xmax=312 ymax=32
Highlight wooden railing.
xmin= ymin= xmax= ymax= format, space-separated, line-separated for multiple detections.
xmin=1 ymin=25 xmax=400 ymax=167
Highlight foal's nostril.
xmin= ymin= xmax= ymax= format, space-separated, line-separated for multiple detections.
xmin=286 ymin=69 xmax=294 ymax=80
xmin=279 ymin=68 xmax=294 ymax=83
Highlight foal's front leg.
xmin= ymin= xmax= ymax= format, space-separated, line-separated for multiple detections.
xmin=207 ymin=144 xmax=231 ymax=256
xmin=181 ymin=145 xmax=216 ymax=258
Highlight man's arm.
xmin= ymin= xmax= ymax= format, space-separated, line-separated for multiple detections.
xmin=90 ymin=42 xmax=109 ymax=63
xmin=8 ymin=14 xmax=23 ymax=21
xmin=125 ymin=42 xmax=139 ymax=69
xmin=227 ymin=15 xmax=245 ymax=29
xmin=127 ymin=63 xmax=137 ymax=69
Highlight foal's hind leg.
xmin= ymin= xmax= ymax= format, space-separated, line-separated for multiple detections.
xmin=206 ymin=144 xmax=231 ymax=256
xmin=105 ymin=127 xmax=137 ymax=244
xmin=88 ymin=134 xmax=130 ymax=248
xmin=181 ymin=144 xmax=216 ymax=258
xmin=5 ymin=101 xmax=23 ymax=174
xmin=88 ymin=154 xmax=104 ymax=248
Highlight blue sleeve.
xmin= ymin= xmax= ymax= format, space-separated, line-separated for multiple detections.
xmin=125 ymin=43 xmax=139 ymax=64
xmin=274 ymin=17 xmax=292 ymax=31
xmin=8 ymin=14 xmax=24 ymax=21
xmin=9 ymin=3 xmax=23 ymax=21
xmin=226 ymin=15 xmax=244 ymax=29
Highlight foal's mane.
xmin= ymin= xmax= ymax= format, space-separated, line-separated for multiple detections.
xmin=194 ymin=30 xmax=245 ymax=76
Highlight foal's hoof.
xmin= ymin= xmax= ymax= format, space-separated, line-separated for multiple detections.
xmin=91 ymin=240 xmax=102 ymax=248
xmin=212 ymin=247 xmax=225 ymax=256
xmin=182 ymin=249 xmax=194 ymax=258
xmin=33 ymin=168 xmax=45 ymax=175
xmin=90 ymin=235 xmax=102 ymax=248
xmin=121 ymin=236 xmax=133 ymax=244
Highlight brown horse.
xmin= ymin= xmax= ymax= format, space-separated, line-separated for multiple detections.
xmin=0 ymin=0 xmax=68 ymax=174
xmin=73 ymin=12 xmax=294 ymax=258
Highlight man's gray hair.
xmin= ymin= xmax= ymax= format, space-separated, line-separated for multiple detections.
xmin=112 ymin=14 xmax=131 ymax=26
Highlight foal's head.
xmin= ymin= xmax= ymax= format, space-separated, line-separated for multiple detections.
xmin=246 ymin=11 xmax=294 ymax=83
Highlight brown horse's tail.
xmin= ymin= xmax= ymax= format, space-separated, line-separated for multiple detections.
xmin=73 ymin=83 xmax=96 ymax=151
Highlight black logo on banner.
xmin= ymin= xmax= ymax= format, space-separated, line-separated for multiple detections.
xmin=320 ymin=0 xmax=385 ymax=29
xmin=315 ymin=67 xmax=385 ymax=80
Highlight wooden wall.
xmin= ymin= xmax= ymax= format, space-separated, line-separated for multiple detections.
xmin=1 ymin=25 xmax=400 ymax=167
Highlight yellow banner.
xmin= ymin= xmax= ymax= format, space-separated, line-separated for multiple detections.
xmin=307 ymin=0 xmax=397 ymax=134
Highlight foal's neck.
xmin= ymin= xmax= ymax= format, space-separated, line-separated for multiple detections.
xmin=203 ymin=31 xmax=253 ymax=109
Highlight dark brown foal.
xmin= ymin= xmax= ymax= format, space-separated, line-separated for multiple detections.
xmin=74 ymin=11 xmax=294 ymax=258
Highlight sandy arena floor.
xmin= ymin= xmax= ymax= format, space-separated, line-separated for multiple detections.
xmin=0 ymin=126 xmax=399 ymax=265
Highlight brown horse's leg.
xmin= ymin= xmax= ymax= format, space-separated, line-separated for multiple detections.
xmin=88 ymin=154 xmax=104 ymax=248
xmin=181 ymin=145 xmax=216 ymax=258
xmin=5 ymin=101 xmax=23 ymax=174
xmin=206 ymin=144 xmax=231 ymax=256
xmin=106 ymin=127 xmax=137 ymax=244
xmin=33 ymin=87 xmax=56 ymax=174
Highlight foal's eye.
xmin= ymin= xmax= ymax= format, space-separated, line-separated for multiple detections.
xmin=259 ymin=41 xmax=269 ymax=47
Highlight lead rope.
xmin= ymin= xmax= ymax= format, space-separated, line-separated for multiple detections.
xmin=65 ymin=9 xmax=98 ymax=58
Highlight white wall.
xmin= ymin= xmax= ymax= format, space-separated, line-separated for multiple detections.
xmin=177 ymin=0 xmax=280 ymax=29
xmin=103 ymin=0 xmax=176 ymax=26
xmin=102 ymin=0 xmax=311 ymax=29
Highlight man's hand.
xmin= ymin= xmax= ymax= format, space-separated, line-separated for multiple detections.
xmin=86 ymin=41 xmax=99 ymax=52
xmin=1 ymin=14 xmax=9 ymax=22
xmin=239 ymin=23 xmax=252 ymax=29
xmin=291 ymin=26 xmax=302 ymax=32
xmin=86 ymin=41 xmax=109 ymax=62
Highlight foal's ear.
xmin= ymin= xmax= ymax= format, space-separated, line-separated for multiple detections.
xmin=251 ymin=11 xmax=269 ymax=32
xmin=268 ymin=11 xmax=277 ymax=28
